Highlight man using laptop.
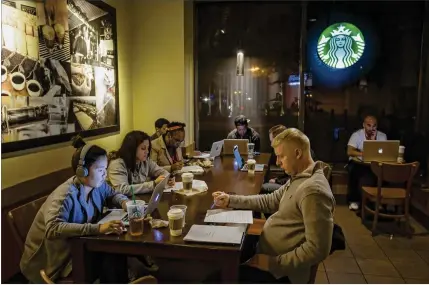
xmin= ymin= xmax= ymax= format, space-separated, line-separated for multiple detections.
xmin=227 ymin=115 xmax=261 ymax=152
xmin=346 ymin=114 xmax=387 ymax=211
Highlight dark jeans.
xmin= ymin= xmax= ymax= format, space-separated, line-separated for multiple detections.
xmin=347 ymin=160 xmax=377 ymax=203
xmin=205 ymin=235 xmax=290 ymax=284
xmin=238 ymin=265 xmax=290 ymax=284
xmin=79 ymin=253 xmax=128 ymax=283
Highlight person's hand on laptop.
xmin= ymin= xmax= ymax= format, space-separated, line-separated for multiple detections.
xmin=212 ymin=191 xmax=230 ymax=208
xmin=99 ymin=220 xmax=124 ymax=235
xmin=171 ymin=161 xmax=184 ymax=171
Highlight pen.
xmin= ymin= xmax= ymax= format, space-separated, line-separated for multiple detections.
xmin=210 ymin=202 xmax=215 ymax=209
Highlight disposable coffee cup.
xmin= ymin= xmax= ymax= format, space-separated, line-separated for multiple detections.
xmin=11 ymin=72 xmax=26 ymax=91
xmin=1 ymin=65 xmax=7 ymax=83
xmin=398 ymin=146 xmax=405 ymax=163
xmin=27 ymin=80 xmax=42 ymax=97
xmin=126 ymin=200 xmax=146 ymax=236
xmin=170 ymin=205 xmax=187 ymax=227
xmin=247 ymin=159 xmax=256 ymax=175
xmin=247 ymin=143 xmax=255 ymax=159
xmin=167 ymin=208 xmax=184 ymax=236
xmin=182 ymin=172 xmax=194 ymax=193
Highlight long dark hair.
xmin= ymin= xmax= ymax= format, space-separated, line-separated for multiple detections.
xmin=71 ymin=135 xmax=107 ymax=173
xmin=114 ymin=131 xmax=151 ymax=173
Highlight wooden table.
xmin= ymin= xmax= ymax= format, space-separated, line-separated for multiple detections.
xmin=71 ymin=154 xmax=270 ymax=283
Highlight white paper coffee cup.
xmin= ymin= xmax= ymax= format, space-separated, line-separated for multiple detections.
xmin=167 ymin=208 xmax=184 ymax=236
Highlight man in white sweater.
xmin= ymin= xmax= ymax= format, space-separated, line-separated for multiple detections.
xmin=213 ymin=128 xmax=335 ymax=283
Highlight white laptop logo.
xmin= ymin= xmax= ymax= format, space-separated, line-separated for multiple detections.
xmin=378 ymin=148 xmax=383 ymax=154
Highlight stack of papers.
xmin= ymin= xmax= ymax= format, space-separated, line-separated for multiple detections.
xmin=184 ymin=225 xmax=245 ymax=244
xmin=193 ymin=153 xmax=210 ymax=159
xmin=204 ymin=209 xmax=253 ymax=224
xmin=164 ymin=180 xmax=208 ymax=193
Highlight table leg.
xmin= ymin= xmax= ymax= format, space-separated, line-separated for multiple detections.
xmin=221 ymin=259 xmax=239 ymax=283
xmin=71 ymin=239 xmax=91 ymax=283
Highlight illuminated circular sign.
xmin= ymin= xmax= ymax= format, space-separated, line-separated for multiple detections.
xmin=317 ymin=22 xmax=365 ymax=69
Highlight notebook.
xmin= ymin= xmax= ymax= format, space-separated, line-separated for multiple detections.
xmin=184 ymin=225 xmax=245 ymax=245
xmin=204 ymin=209 xmax=253 ymax=224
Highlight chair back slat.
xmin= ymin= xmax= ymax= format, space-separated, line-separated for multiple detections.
xmin=321 ymin=163 xmax=332 ymax=182
xmin=370 ymin=162 xmax=419 ymax=184
xmin=7 ymin=196 xmax=48 ymax=251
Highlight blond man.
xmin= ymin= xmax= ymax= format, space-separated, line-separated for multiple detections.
xmin=213 ymin=128 xmax=335 ymax=283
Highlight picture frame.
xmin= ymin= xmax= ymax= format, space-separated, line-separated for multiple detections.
xmin=1 ymin=0 xmax=120 ymax=154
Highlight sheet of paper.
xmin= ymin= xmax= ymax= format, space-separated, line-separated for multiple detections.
xmin=184 ymin=225 xmax=244 ymax=244
xmin=204 ymin=209 xmax=253 ymax=224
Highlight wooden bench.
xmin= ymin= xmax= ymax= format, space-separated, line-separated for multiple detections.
xmin=1 ymin=168 xmax=73 ymax=282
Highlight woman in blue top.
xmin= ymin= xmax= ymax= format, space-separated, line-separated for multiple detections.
xmin=20 ymin=137 xmax=131 ymax=283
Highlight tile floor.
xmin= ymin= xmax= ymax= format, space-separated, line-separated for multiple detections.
xmin=315 ymin=205 xmax=429 ymax=284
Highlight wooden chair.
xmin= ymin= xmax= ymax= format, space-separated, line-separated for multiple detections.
xmin=7 ymin=196 xmax=48 ymax=252
xmin=40 ymin=269 xmax=158 ymax=284
xmin=320 ymin=162 xmax=332 ymax=182
xmin=361 ymin=161 xmax=420 ymax=237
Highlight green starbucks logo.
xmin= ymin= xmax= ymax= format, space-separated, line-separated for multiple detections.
xmin=318 ymin=23 xmax=365 ymax=69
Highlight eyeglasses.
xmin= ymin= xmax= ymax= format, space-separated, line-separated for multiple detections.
xmin=171 ymin=136 xmax=184 ymax=145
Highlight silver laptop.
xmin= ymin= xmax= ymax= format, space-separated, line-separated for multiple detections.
xmin=363 ymin=140 xmax=400 ymax=162
xmin=98 ymin=175 xmax=170 ymax=226
xmin=193 ymin=140 xmax=224 ymax=159
xmin=233 ymin=145 xmax=264 ymax=172
xmin=224 ymin=139 xmax=248 ymax=155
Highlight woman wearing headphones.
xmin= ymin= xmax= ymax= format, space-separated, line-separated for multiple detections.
xmin=107 ymin=130 xmax=172 ymax=196
xmin=20 ymin=137 xmax=131 ymax=283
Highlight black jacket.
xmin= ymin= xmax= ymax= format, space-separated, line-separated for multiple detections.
xmin=226 ymin=127 xmax=261 ymax=152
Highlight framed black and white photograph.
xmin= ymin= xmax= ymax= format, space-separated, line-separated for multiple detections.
xmin=70 ymin=63 xmax=95 ymax=97
xmin=1 ymin=0 xmax=119 ymax=154
xmin=36 ymin=0 xmax=71 ymax=62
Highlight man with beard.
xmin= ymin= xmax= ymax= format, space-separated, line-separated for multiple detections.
xmin=346 ymin=115 xmax=387 ymax=211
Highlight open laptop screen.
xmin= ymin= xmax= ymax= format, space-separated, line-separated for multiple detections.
xmin=233 ymin=145 xmax=244 ymax=169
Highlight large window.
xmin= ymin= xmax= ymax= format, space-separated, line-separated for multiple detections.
xmin=195 ymin=2 xmax=302 ymax=153
xmin=305 ymin=1 xmax=426 ymax=163
xmin=195 ymin=1 xmax=427 ymax=169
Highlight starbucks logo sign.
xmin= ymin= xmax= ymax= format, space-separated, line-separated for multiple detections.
xmin=317 ymin=23 xmax=365 ymax=69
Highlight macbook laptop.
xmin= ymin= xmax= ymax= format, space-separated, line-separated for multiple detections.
xmin=362 ymin=140 xmax=400 ymax=162
xmin=224 ymin=139 xmax=248 ymax=155
xmin=193 ymin=140 xmax=224 ymax=159
xmin=233 ymin=145 xmax=264 ymax=172
xmin=98 ymin=175 xmax=170 ymax=226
